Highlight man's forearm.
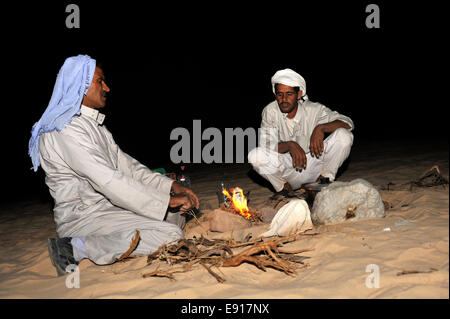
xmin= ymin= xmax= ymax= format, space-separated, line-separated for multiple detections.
xmin=317 ymin=120 xmax=350 ymax=133
xmin=278 ymin=141 xmax=293 ymax=153
xmin=278 ymin=120 xmax=350 ymax=153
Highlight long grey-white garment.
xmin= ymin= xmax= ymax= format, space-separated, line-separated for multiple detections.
xmin=39 ymin=105 xmax=184 ymax=265
xmin=259 ymin=99 xmax=354 ymax=153
xmin=248 ymin=128 xmax=354 ymax=191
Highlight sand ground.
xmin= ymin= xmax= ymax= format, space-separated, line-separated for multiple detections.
xmin=0 ymin=139 xmax=448 ymax=298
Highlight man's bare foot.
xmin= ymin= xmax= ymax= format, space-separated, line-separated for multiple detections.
xmin=269 ymin=182 xmax=298 ymax=200
xmin=316 ymin=175 xmax=331 ymax=184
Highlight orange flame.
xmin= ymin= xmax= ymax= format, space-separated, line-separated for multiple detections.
xmin=222 ymin=187 xmax=251 ymax=219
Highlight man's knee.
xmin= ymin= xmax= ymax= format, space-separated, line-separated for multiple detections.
xmin=143 ymin=222 xmax=183 ymax=244
xmin=333 ymin=128 xmax=353 ymax=148
xmin=134 ymin=223 xmax=183 ymax=256
xmin=248 ymin=146 xmax=284 ymax=176
xmin=165 ymin=211 xmax=186 ymax=230
xmin=248 ymin=147 xmax=268 ymax=168
xmin=165 ymin=223 xmax=184 ymax=240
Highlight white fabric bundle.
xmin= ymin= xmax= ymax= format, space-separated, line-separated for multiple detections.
xmin=261 ymin=199 xmax=314 ymax=237
xmin=271 ymin=68 xmax=308 ymax=100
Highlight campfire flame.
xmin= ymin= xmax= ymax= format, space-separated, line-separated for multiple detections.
xmin=222 ymin=187 xmax=251 ymax=220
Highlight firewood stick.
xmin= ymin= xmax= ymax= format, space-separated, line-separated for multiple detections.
xmin=250 ymin=232 xmax=318 ymax=247
xmin=222 ymin=255 xmax=295 ymax=275
xmin=142 ymin=270 xmax=175 ymax=280
xmin=280 ymin=254 xmax=308 ymax=264
xmin=396 ymin=268 xmax=438 ymax=276
xmin=142 ymin=264 xmax=191 ymax=279
xmin=228 ymin=238 xmax=264 ymax=248
xmin=231 ymin=241 xmax=279 ymax=258
xmin=222 ymin=255 xmax=266 ymax=271
xmin=259 ymin=258 xmax=296 ymax=274
xmin=142 ymin=265 xmax=174 ymax=279
xmin=221 ymin=240 xmax=297 ymax=275
xmin=277 ymin=248 xmax=315 ymax=254
xmin=200 ymin=262 xmax=225 ymax=283
xmin=272 ymin=232 xmax=318 ymax=244
xmin=221 ymin=242 xmax=277 ymax=265
xmin=186 ymin=209 xmax=208 ymax=234
xmin=117 ymin=230 xmax=141 ymax=261
xmin=168 ymin=239 xmax=199 ymax=256
xmin=147 ymin=237 xmax=185 ymax=263
xmin=264 ymin=246 xmax=293 ymax=272
xmin=183 ymin=258 xmax=201 ymax=270
xmin=197 ymin=247 xmax=232 ymax=258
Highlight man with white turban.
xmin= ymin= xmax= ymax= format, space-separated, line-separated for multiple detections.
xmin=248 ymin=68 xmax=354 ymax=196
xmin=29 ymin=55 xmax=199 ymax=276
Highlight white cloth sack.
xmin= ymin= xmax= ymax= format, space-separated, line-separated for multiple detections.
xmin=261 ymin=199 xmax=314 ymax=237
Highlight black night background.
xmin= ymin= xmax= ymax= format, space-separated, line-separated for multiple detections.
xmin=2 ymin=1 xmax=446 ymax=204
xmin=0 ymin=0 xmax=449 ymax=307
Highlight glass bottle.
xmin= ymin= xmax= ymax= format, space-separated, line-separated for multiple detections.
xmin=177 ymin=165 xmax=191 ymax=188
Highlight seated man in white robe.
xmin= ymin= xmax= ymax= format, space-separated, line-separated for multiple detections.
xmin=248 ymin=68 xmax=354 ymax=197
xmin=28 ymin=55 xmax=199 ymax=276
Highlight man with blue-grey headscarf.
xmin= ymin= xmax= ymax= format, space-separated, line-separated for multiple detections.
xmin=29 ymin=55 xmax=199 ymax=276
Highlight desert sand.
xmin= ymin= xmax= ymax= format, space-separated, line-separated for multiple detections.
xmin=0 ymin=139 xmax=448 ymax=298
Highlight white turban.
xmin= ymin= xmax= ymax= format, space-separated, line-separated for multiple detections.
xmin=271 ymin=68 xmax=308 ymax=100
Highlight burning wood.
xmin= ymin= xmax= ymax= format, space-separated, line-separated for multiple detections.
xmin=221 ymin=187 xmax=262 ymax=222
xmin=143 ymin=233 xmax=316 ymax=283
xmin=219 ymin=204 xmax=263 ymax=223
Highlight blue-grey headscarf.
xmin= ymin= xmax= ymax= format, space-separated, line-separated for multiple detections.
xmin=28 ymin=54 xmax=96 ymax=171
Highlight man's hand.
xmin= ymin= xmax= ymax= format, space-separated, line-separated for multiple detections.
xmin=169 ymin=193 xmax=196 ymax=212
xmin=310 ymin=125 xmax=325 ymax=158
xmin=170 ymin=181 xmax=200 ymax=209
xmin=287 ymin=141 xmax=307 ymax=171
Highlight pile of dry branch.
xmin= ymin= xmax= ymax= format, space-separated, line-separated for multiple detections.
xmin=384 ymin=165 xmax=449 ymax=191
xmin=143 ymin=233 xmax=315 ymax=283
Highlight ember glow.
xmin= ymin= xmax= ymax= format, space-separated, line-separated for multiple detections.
xmin=222 ymin=187 xmax=251 ymax=219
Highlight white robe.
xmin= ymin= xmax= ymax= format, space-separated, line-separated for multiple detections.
xmin=260 ymin=99 xmax=354 ymax=153
xmin=39 ymin=105 xmax=184 ymax=265
xmin=249 ymin=100 xmax=354 ymax=192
